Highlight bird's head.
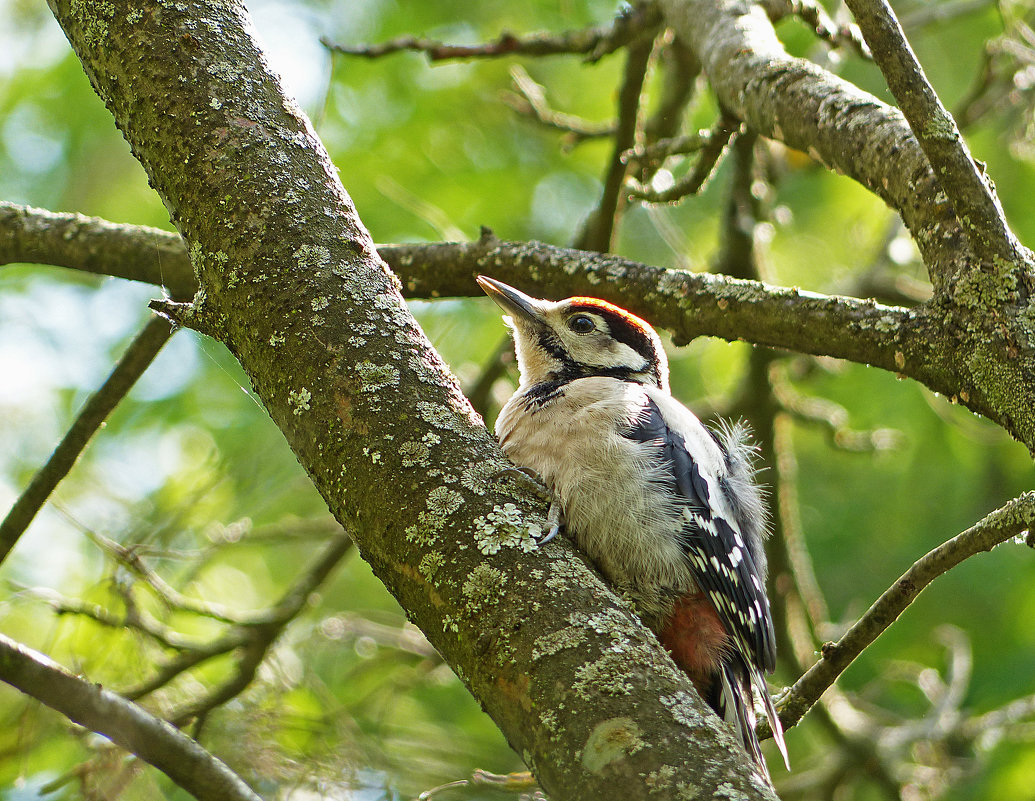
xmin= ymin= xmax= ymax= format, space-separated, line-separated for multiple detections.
xmin=477 ymin=276 xmax=668 ymax=391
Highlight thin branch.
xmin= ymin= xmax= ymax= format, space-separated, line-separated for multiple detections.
xmin=0 ymin=315 xmax=173 ymax=566
xmin=786 ymin=0 xmax=871 ymax=59
xmin=15 ymin=585 xmax=208 ymax=652
xmin=775 ymin=491 xmax=1035 ymax=732
xmin=656 ymin=0 xmax=980 ymax=290
xmin=575 ymin=32 xmax=656 ymax=251
xmin=773 ymin=376 xmax=905 ymax=452
xmin=623 ymin=129 xmax=720 ymax=167
xmin=844 ymin=0 xmax=1022 ymax=265
xmin=503 ymin=65 xmax=615 ymax=143
xmin=626 ymin=115 xmax=739 ymax=204
xmin=0 ymin=634 xmax=262 ymax=801
xmin=641 ymin=35 xmax=700 ymax=155
xmin=899 ymin=0 xmax=994 ymax=31
xmin=170 ymin=532 xmax=352 ymax=729
xmin=321 ymin=3 xmax=661 ymax=64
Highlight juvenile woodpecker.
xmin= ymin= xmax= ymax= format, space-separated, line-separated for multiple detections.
xmin=478 ymin=275 xmax=788 ymax=778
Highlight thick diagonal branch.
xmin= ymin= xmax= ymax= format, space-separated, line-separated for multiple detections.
xmin=657 ymin=0 xmax=966 ymax=289
xmin=43 ymin=1 xmax=777 ymax=797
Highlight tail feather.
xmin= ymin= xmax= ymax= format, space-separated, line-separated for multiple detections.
xmin=750 ymin=667 xmax=790 ymax=770
xmin=717 ymin=662 xmax=789 ymax=780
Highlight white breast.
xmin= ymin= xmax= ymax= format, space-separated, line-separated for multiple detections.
xmin=495 ymin=377 xmax=699 ymax=593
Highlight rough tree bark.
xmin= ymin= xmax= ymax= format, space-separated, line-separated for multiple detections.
xmin=35 ymin=0 xmax=779 ymax=799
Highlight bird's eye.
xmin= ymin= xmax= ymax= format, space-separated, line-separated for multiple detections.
xmin=567 ymin=315 xmax=595 ymax=334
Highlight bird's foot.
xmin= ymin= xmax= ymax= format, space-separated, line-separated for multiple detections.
xmin=492 ymin=466 xmax=564 ymax=546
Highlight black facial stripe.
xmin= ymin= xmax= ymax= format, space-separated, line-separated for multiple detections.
xmin=534 ymin=328 xmax=569 ymax=362
xmin=522 ymin=379 xmax=567 ymax=410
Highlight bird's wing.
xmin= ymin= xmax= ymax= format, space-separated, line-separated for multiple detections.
xmin=625 ymin=395 xmax=777 ymax=673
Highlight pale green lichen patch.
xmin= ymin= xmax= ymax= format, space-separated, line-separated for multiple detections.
xmin=428 ymin=486 xmax=464 ymax=516
xmin=473 ymin=503 xmax=541 ymax=555
xmin=417 ymin=401 xmax=485 ymax=441
xmin=715 ymin=782 xmax=750 ymax=801
xmin=573 ymin=651 xmax=634 ymax=696
xmin=461 ymin=563 xmax=506 ymax=612
xmin=460 ymin=460 xmax=507 ymax=495
xmin=400 ymin=439 xmax=431 ymax=468
xmin=544 ymin=553 xmax=587 ymax=590
xmin=921 ymin=114 xmax=957 ymax=141
xmin=355 ymin=361 xmax=400 ymax=392
xmin=288 ymin=387 xmax=311 ymax=415
xmin=539 ymin=708 xmax=561 ymax=741
xmin=660 ymin=690 xmax=706 ymax=728
xmin=293 ymin=243 xmax=331 ymax=271
xmin=74 ymin=0 xmax=114 ymax=49
xmin=405 ymin=486 xmax=464 ymax=547
xmin=419 ymin=552 xmax=445 ymax=580
xmin=675 ymin=782 xmax=703 ymax=800
xmin=532 ymin=626 xmax=588 ymax=660
xmin=581 ymin=717 xmax=646 ymax=774
xmin=953 ymin=258 xmax=1019 ymax=311
xmin=646 ymin=764 xmax=677 ymax=794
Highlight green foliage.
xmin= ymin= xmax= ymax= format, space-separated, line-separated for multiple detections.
xmin=1 ymin=1 xmax=1033 ymax=800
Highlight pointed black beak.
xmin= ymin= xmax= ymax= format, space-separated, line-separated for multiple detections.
xmin=476 ymin=276 xmax=547 ymax=324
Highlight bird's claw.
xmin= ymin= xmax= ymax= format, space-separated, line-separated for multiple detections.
xmin=492 ymin=466 xmax=564 ymax=547
xmin=536 ymin=499 xmax=564 ymax=545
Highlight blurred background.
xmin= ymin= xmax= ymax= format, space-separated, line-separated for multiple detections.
xmin=1 ymin=0 xmax=1033 ymax=799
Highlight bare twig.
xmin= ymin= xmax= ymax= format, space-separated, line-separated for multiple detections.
xmin=0 ymin=316 xmax=173 ymax=566
xmin=775 ymin=491 xmax=1035 ymax=732
xmin=575 ymin=32 xmax=656 ymax=251
xmin=782 ymin=0 xmax=871 ymax=59
xmin=165 ymin=533 xmax=352 ymax=726
xmin=627 ymin=115 xmax=740 ymax=203
xmin=14 ymin=585 xmax=207 ymax=652
xmin=503 ymin=65 xmax=615 ymax=143
xmin=0 ymin=634 xmax=262 ymax=801
xmin=321 ymin=3 xmax=661 ymax=64
xmin=623 ymin=129 xmax=718 ymax=166
xmin=899 ymin=0 xmax=994 ymax=31
xmin=773 ymin=376 xmax=904 ymax=452
xmin=642 ymin=36 xmax=700 ymax=144
xmin=844 ymin=0 xmax=1022 ymax=264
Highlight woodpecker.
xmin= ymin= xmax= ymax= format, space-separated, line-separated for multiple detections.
xmin=477 ymin=275 xmax=788 ymax=779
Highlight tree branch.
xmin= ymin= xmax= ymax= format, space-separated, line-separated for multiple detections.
xmin=775 ymin=491 xmax=1035 ymax=732
xmin=575 ymin=32 xmax=655 ymax=251
xmin=0 ymin=315 xmax=173 ymax=566
xmin=321 ymin=2 xmax=661 ymax=64
xmin=656 ymin=0 xmax=966 ymax=288
xmin=0 ymin=201 xmax=195 ymax=299
xmin=844 ymin=0 xmax=1022 ymax=265
xmin=0 ymin=634 xmax=262 ymax=801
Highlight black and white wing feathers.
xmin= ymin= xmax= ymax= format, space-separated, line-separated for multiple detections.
xmin=627 ymin=393 xmax=788 ymax=769
xmin=626 ymin=397 xmax=776 ymax=671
